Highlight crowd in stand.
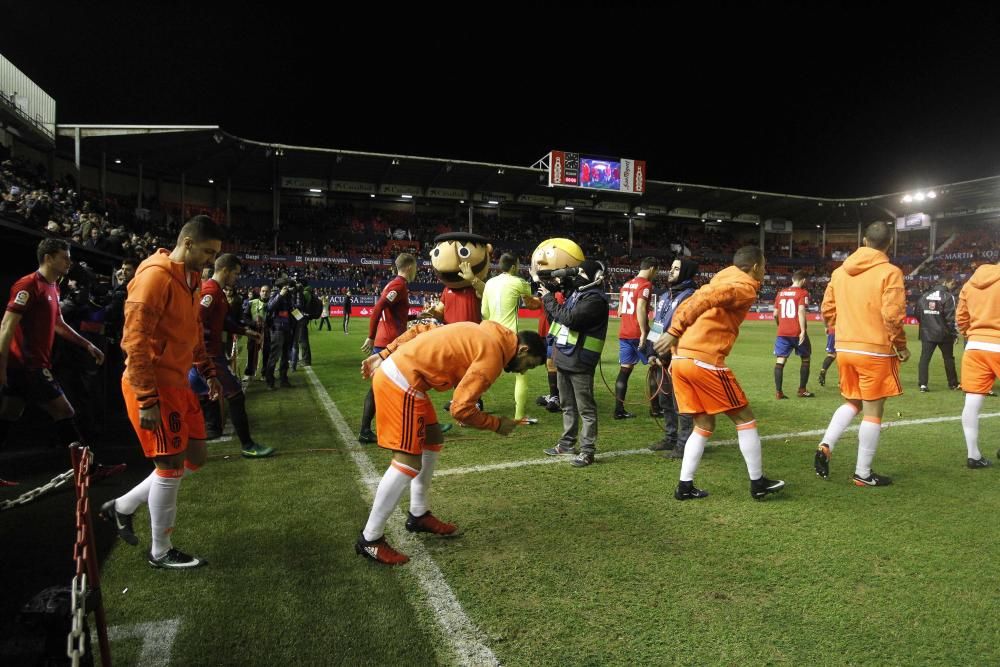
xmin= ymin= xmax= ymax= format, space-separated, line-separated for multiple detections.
xmin=3 ymin=144 xmax=999 ymax=312
xmin=0 ymin=154 xmax=173 ymax=259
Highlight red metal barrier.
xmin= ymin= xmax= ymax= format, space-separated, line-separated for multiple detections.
xmin=68 ymin=444 xmax=111 ymax=667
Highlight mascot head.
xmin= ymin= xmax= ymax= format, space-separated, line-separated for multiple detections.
xmin=430 ymin=232 xmax=493 ymax=288
xmin=530 ymin=237 xmax=585 ymax=290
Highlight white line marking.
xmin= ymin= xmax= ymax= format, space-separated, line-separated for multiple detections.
xmin=304 ymin=367 xmax=500 ymax=667
xmin=105 ymin=618 xmax=181 ymax=667
xmin=435 ymin=411 xmax=1000 ymax=478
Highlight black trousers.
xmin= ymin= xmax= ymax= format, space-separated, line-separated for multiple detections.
xmin=264 ymin=328 xmax=293 ymax=384
xmin=918 ymin=339 xmax=958 ymax=388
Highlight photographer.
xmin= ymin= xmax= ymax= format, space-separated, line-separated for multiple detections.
xmin=264 ymin=276 xmax=295 ymax=389
xmin=290 ymin=277 xmax=319 ymax=370
xmin=55 ymin=267 xmax=112 ymax=437
xmin=538 ymin=259 xmax=610 ymax=468
xmin=104 ymin=258 xmax=137 ymax=405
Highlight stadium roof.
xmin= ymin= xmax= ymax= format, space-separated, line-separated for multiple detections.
xmin=54 ymin=126 xmax=1000 ymax=229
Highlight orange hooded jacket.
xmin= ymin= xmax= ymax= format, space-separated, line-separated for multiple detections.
xmin=957 ymin=264 xmax=1000 ymax=344
xmin=122 ymin=249 xmax=214 ymax=409
xmin=376 ymin=320 xmax=517 ymax=431
xmin=667 ymin=265 xmax=760 ymax=366
xmin=821 ymin=246 xmax=907 ymax=355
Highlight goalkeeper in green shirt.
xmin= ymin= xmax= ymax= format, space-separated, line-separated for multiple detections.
xmin=482 ymin=253 xmax=543 ymax=422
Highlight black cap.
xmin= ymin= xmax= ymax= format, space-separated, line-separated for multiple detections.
xmin=433 ymin=232 xmax=490 ymax=244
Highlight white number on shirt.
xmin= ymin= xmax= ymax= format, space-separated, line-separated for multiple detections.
xmin=619 ymin=291 xmax=635 ymax=316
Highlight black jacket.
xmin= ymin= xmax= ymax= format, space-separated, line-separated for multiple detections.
xmin=917 ymin=284 xmax=957 ymax=343
xmin=543 ymin=287 xmax=609 ymax=373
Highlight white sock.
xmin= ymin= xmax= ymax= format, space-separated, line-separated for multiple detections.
xmin=823 ymin=403 xmax=859 ymax=452
xmin=855 ymin=417 xmax=882 ymax=478
xmin=679 ymin=427 xmax=712 ymax=482
xmin=736 ymin=420 xmax=763 ymax=480
xmin=149 ymin=471 xmax=182 ymax=559
xmin=115 ymin=470 xmax=156 ymax=515
xmin=962 ymin=393 xmax=985 ymax=460
xmin=362 ymin=461 xmax=418 ymax=542
xmin=409 ymin=449 xmax=439 ymax=517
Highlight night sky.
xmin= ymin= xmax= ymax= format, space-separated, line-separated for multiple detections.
xmin=4 ymin=4 xmax=1000 ymax=198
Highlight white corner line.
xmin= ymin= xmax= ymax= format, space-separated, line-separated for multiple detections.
xmin=304 ymin=367 xmax=500 ymax=667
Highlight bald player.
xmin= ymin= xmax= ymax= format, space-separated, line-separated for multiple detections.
xmin=813 ymin=222 xmax=910 ymax=487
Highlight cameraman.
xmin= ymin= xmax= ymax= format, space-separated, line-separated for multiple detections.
xmin=538 ymin=259 xmax=610 ymax=468
xmin=56 ymin=270 xmax=110 ymax=437
xmin=264 ymin=276 xmax=295 ymax=389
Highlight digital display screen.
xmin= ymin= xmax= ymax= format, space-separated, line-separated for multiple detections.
xmin=579 ymin=157 xmax=621 ymax=191
xmin=548 ymin=150 xmax=645 ymax=194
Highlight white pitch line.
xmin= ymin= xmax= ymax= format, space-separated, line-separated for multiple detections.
xmin=435 ymin=411 xmax=1000 ymax=478
xmin=105 ymin=618 xmax=181 ymax=667
xmin=304 ymin=367 xmax=500 ymax=667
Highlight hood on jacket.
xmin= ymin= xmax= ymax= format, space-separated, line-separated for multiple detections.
xmin=842 ymin=246 xmax=890 ymax=276
xmin=968 ymin=264 xmax=1000 ymax=290
xmin=134 ymin=249 xmax=195 ymax=290
xmin=715 ymin=265 xmax=760 ymax=290
xmin=673 ymin=258 xmax=699 ymax=285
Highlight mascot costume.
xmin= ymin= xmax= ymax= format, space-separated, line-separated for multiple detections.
xmin=423 ymin=232 xmax=493 ymax=324
xmin=424 ymin=232 xmax=493 ymax=413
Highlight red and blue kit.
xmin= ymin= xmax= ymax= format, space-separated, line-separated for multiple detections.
xmin=775 ymin=287 xmax=809 ymax=338
xmin=6 ymin=271 xmax=60 ymax=369
xmin=618 ymin=277 xmax=652 ymax=340
xmin=370 ymin=276 xmax=411 ymax=349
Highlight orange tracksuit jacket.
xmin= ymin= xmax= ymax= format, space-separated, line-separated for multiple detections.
xmin=122 ymin=249 xmax=215 ymax=409
xmin=376 ymin=320 xmax=516 ymax=431
xmin=667 ymin=265 xmax=760 ymax=366
xmin=957 ymin=264 xmax=1000 ymax=344
xmin=822 ymin=247 xmax=907 ymax=355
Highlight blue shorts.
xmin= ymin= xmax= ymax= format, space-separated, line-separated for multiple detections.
xmin=374 ymin=346 xmax=385 ymax=355
xmin=825 ymin=334 xmax=836 ymax=354
xmin=2 ymin=367 xmax=64 ymax=403
xmin=189 ymin=355 xmax=243 ymax=398
xmin=774 ymin=336 xmax=812 ymax=358
xmin=619 ymin=338 xmax=648 ymax=365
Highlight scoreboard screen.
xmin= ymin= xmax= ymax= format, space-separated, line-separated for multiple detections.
xmin=548 ymin=150 xmax=645 ymax=194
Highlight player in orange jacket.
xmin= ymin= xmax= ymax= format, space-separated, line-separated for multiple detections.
xmin=653 ymin=246 xmax=785 ymax=501
xmin=355 ymin=320 xmax=546 ymax=565
xmin=813 ymin=222 xmax=910 ymax=487
xmin=956 ymin=262 xmax=1000 ymax=468
xmin=100 ymin=216 xmax=223 ymax=569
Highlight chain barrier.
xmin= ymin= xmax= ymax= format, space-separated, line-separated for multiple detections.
xmin=65 ymin=443 xmax=111 ymax=667
xmin=0 ymin=468 xmax=74 ymax=511
xmin=67 ymin=572 xmax=88 ymax=665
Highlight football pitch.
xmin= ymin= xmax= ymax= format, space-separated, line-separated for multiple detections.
xmin=96 ymin=320 xmax=1000 ymax=666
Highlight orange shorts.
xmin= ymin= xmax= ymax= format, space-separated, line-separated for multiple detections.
xmin=836 ymin=351 xmax=902 ymax=401
xmin=670 ymin=358 xmax=748 ymax=415
xmin=961 ymin=348 xmax=1000 ymax=395
xmin=373 ymin=360 xmax=441 ymax=455
xmin=122 ymin=380 xmax=206 ymax=458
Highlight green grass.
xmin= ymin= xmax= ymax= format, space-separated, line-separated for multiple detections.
xmin=98 ymin=320 xmax=1000 ymax=666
